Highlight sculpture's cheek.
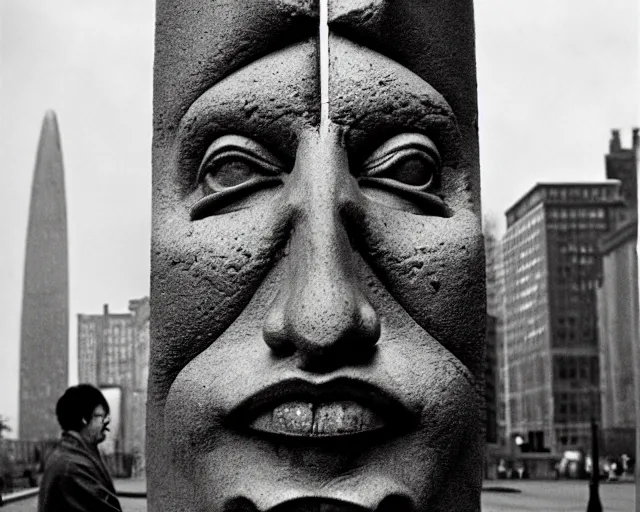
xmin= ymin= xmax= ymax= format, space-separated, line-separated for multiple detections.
xmin=359 ymin=206 xmax=485 ymax=377
xmin=150 ymin=198 xmax=290 ymax=387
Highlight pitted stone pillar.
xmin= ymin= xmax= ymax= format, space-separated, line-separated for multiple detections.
xmin=150 ymin=2 xmax=485 ymax=510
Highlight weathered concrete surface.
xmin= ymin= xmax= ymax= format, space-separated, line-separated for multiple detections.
xmin=19 ymin=110 xmax=68 ymax=441
xmin=150 ymin=1 xmax=484 ymax=510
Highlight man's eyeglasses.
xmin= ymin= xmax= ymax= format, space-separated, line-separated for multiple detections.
xmin=92 ymin=412 xmax=110 ymax=422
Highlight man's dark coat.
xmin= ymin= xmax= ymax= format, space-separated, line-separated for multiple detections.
xmin=38 ymin=431 xmax=122 ymax=512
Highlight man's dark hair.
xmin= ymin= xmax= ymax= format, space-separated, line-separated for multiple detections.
xmin=55 ymin=384 xmax=110 ymax=432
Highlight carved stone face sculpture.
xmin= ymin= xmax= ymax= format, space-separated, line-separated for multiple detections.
xmin=150 ymin=1 xmax=485 ymax=511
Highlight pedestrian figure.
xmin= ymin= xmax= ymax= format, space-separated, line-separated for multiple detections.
xmin=38 ymin=384 xmax=122 ymax=512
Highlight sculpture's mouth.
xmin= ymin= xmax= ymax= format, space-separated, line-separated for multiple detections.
xmin=227 ymin=377 xmax=415 ymax=440
xmin=251 ymin=399 xmax=385 ymax=436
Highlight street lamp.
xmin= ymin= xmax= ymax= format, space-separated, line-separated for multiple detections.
xmin=586 ymin=417 xmax=602 ymax=512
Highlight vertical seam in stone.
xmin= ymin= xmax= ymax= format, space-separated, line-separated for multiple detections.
xmin=319 ymin=0 xmax=329 ymax=135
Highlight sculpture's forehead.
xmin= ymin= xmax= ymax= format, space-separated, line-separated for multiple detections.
xmin=155 ymin=0 xmax=477 ymax=133
xmin=175 ymin=39 xmax=455 ymax=164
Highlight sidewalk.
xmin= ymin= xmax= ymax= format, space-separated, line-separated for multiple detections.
xmin=114 ymin=478 xmax=147 ymax=495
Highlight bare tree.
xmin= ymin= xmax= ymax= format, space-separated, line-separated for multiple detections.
xmin=0 ymin=416 xmax=11 ymax=439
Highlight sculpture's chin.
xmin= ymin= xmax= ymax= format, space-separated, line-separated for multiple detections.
xmin=178 ymin=437 xmax=436 ymax=511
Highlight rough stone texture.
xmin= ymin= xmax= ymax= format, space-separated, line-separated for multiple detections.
xmin=19 ymin=111 xmax=69 ymax=441
xmin=150 ymin=1 xmax=485 ymax=511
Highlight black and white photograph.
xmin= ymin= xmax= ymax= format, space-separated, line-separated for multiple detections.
xmin=0 ymin=1 xmax=637 ymax=511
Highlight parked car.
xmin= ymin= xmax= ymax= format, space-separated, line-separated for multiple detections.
xmin=557 ymin=450 xmax=586 ymax=479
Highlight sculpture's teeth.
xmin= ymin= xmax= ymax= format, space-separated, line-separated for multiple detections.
xmin=268 ymin=401 xmax=314 ymax=434
xmin=250 ymin=401 xmax=385 ymax=436
xmin=313 ymin=401 xmax=385 ymax=435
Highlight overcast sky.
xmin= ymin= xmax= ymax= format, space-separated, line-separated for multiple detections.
xmin=0 ymin=0 xmax=638 ymax=436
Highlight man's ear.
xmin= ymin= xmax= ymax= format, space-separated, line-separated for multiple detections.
xmin=82 ymin=418 xmax=88 ymax=425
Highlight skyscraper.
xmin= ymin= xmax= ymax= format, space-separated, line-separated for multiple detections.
xmin=19 ymin=111 xmax=69 ymax=440
xmin=484 ymin=217 xmax=507 ymax=447
xmin=501 ymin=182 xmax=624 ymax=453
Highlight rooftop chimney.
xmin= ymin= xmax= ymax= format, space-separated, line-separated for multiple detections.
xmin=633 ymin=128 xmax=639 ymax=151
xmin=609 ymin=129 xmax=621 ymax=153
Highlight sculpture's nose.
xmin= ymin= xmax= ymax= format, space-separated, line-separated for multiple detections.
xmin=263 ymin=127 xmax=380 ymax=372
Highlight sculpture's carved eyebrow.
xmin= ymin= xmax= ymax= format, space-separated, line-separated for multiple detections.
xmin=325 ymin=35 xmax=461 ymax=163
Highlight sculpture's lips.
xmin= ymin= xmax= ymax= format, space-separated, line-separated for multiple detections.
xmin=226 ymin=378 xmax=415 ymax=439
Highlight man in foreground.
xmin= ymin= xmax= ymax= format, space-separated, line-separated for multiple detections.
xmin=38 ymin=384 xmax=122 ymax=512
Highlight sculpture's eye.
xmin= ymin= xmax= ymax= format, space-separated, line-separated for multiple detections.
xmin=202 ymin=159 xmax=262 ymax=192
xmin=190 ymin=135 xmax=285 ymax=219
xmin=359 ymin=133 xmax=449 ymax=216
xmin=370 ymin=151 xmax=437 ymax=188
xmin=362 ymin=133 xmax=440 ymax=189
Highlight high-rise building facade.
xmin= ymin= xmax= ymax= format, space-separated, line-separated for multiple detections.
xmin=77 ymin=298 xmax=149 ymax=466
xmin=485 ymin=314 xmax=499 ymax=445
xmin=596 ymin=128 xmax=638 ymax=457
xmin=502 ymin=182 xmax=624 ymax=453
xmin=597 ymin=221 xmax=638 ymax=456
xmin=78 ymin=303 xmax=140 ymax=389
xmin=19 ymin=111 xmax=69 ymax=441
xmin=484 ymin=218 xmax=505 ymax=447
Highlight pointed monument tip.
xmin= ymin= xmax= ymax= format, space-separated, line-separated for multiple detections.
xmin=43 ymin=109 xmax=58 ymax=126
xmin=39 ymin=109 xmax=61 ymax=141
xmin=34 ymin=108 xmax=63 ymax=173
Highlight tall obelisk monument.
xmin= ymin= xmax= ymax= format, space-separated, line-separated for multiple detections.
xmin=19 ymin=110 xmax=69 ymax=440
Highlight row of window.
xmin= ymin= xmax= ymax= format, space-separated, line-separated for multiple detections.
xmin=547 ymin=208 xmax=606 ymax=220
xmin=557 ymin=432 xmax=589 ymax=449
xmin=505 ymin=208 xmax=544 ymax=239
xmin=552 ymin=328 xmax=596 ymax=347
xmin=556 ymin=254 xmax=597 ymax=271
xmin=515 ymin=259 xmax=543 ymax=277
xmin=554 ymin=391 xmax=598 ymax=422
xmin=503 ymin=227 xmax=543 ymax=254
xmin=547 ymin=221 xmax=609 ymax=231
xmin=546 ymin=186 xmax=616 ymax=202
xmin=558 ymin=243 xmax=595 ymax=254
xmin=506 ymin=185 xmax=618 ymax=227
xmin=553 ymin=356 xmax=598 ymax=384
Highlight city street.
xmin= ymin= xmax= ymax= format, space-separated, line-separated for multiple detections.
xmin=1 ymin=496 xmax=146 ymax=512
xmin=482 ymin=480 xmax=634 ymax=512
xmin=1 ymin=479 xmax=147 ymax=512
xmin=2 ymin=480 xmax=634 ymax=511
